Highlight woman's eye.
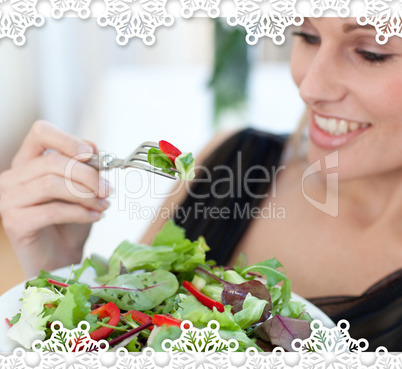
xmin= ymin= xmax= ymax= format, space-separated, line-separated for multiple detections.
xmin=356 ymin=49 xmax=393 ymax=64
xmin=292 ymin=32 xmax=321 ymax=45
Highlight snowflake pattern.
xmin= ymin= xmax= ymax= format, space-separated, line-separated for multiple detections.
xmin=0 ymin=0 xmax=44 ymax=45
xmin=49 ymin=0 xmax=92 ymax=19
xmin=227 ymin=0 xmax=303 ymax=45
xmin=162 ymin=320 xmax=238 ymax=369
xmin=243 ymin=347 xmax=287 ymax=369
xmin=357 ymin=0 xmax=402 ymax=44
xmin=32 ymin=321 xmax=109 ymax=353
xmin=97 ymin=0 xmax=174 ymax=46
xmin=179 ymin=0 xmax=220 ymax=18
xmin=0 ymin=348 xmax=28 ymax=369
xmin=367 ymin=347 xmax=402 ymax=369
xmin=113 ymin=347 xmax=157 ymax=369
xmin=292 ymin=319 xmax=369 ymax=369
xmin=0 ymin=319 xmax=399 ymax=369
xmin=310 ymin=0 xmax=350 ymax=17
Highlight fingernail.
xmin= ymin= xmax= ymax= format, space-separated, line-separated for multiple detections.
xmin=99 ymin=178 xmax=113 ymax=197
xmin=79 ymin=144 xmax=94 ymax=154
xmin=97 ymin=198 xmax=111 ymax=209
xmin=90 ymin=211 xmax=101 ymax=220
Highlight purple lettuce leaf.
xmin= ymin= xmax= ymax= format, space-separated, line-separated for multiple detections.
xmin=196 ymin=267 xmax=272 ymax=322
xmin=254 ymin=315 xmax=311 ymax=352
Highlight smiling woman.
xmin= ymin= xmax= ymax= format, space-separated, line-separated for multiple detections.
xmin=155 ymin=17 xmax=402 ymax=350
xmin=2 ymin=17 xmax=402 ymax=351
xmin=291 ymin=18 xmax=402 ymax=182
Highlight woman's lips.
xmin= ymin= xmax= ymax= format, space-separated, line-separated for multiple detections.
xmin=309 ymin=114 xmax=372 ymax=150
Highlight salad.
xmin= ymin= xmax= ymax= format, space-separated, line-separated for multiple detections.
xmin=147 ymin=140 xmax=195 ymax=181
xmin=6 ymin=221 xmax=311 ymax=352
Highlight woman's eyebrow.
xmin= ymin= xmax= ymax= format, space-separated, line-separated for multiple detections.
xmin=342 ymin=23 xmax=376 ymax=33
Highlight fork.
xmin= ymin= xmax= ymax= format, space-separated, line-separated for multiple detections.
xmin=85 ymin=141 xmax=177 ymax=180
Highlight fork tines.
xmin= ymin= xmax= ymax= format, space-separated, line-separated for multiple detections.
xmin=123 ymin=141 xmax=177 ymax=180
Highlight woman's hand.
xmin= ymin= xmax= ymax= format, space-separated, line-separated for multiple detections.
xmin=0 ymin=121 xmax=112 ymax=277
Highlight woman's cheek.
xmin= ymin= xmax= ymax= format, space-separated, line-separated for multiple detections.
xmin=363 ymin=74 xmax=402 ymax=123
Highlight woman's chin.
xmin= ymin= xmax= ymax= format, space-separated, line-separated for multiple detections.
xmin=306 ymin=139 xmax=334 ymax=166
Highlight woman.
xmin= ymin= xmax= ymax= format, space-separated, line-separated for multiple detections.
xmin=1 ymin=17 xmax=402 ymax=349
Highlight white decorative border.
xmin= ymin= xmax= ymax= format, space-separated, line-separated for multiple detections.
xmin=1 ymin=0 xmax=402 ymax=46
xmin=0 ymin=319 xmax=399 ymax=369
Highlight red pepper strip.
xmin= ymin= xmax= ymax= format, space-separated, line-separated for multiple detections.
xmin=152 ymin=314 xmax=182 ymax=328
xmin=89 ymin=302 xmax=121 ymax=341
xmin=159 ymin=140 xmax=182 ymax=163
xmin=5 ymin=318 xmax=12 ymax=327
xmin=123 ymin=310 xmax=154 ymax=330
xmin=182 ymin=280 xmax=225 ymax=313
xmin=47 ymin=279 xmax=69 ymax=288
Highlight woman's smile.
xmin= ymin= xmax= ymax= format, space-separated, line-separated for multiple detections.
xmin=309 ymin=111 xmax=372 ymax=149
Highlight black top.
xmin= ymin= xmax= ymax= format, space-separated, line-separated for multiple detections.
xmin=173 ymin=128 xmax=402 ymax=351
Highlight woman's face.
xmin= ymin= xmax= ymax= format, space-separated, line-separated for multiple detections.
xmin=291 ymin=18 xmax=402 ymax=181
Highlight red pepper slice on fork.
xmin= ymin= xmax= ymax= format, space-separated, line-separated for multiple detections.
xmin=159 ymin=140 xmax=182 ymax=163
xmin=182 ymin=281 xmax=225 ymax=313
xmin=90 ymin=302 xmax=121 ymax=341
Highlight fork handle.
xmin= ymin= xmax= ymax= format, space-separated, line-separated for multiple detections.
xmin=85 ymin=154 xmax=107 ymax=171
xmin=86 ymin=154 xmax=122 ymax=171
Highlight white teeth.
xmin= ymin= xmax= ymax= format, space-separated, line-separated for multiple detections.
xmin=315 ymin=115 xmax=326 ymax=129
xmin=338 ymin=120 xmax=348 ymax=135
xmin=327 ymin=119 xmax=337 ymax=134
xmin=314 ymin=114 xmax=370 ymax=135
xmin=349 ymin=122 xmax=359 ymax=131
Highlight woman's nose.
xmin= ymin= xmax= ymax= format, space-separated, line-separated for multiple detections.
xmin=298 ymin=46 xmax=347 ymax=107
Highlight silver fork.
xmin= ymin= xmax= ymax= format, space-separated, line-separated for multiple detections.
xmin=85 ymin=141 xmax=177 ymax=180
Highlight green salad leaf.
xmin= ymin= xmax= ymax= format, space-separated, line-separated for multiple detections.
xmin=91 ymin=270 xmax=179 ymax=311
xmin=50 ymin=283 xmax=93 ymax=330
xmin=147 ymin=148 xmax=176 ymax=176
xmin=74 ymin=254 xmax=109 ymax=280
xmin=7 ymin=287 xmax=61 ymax=348
xmin=152 ymin=219 xmax=186 ymax=246
xmin=236 ymin=258 xmax=287 ymax=287
xmin=175 ymin=152 xmax=195 ymax=181
xmin=96 ymin=220 xmax=209 ymax=284
xmin=27 ymin=270 xmax=76 ymax=289
xmin=148 ymin=325 xmax=182 ymax=351
xmin=233 ymin=293 xmax=269 ymax=329
xmin=173 ymin=295 xmax=261 ymax=351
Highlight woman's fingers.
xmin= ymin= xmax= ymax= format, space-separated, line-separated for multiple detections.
xmin=1 ymin=174 xmax=111 ymax=211
xmin=12 ymin=120 xmax=95 ymax=168
xmin=82 ymin=139 xmax=98 ymax=155
xmin=0 ymin=151 xmax=111 ymax=198
xmin=2 ymin=202 xmax=102 ymax=239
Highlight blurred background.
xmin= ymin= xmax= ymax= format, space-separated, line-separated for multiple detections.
xmin=0 ymin=16 xmax=304 ymax=293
